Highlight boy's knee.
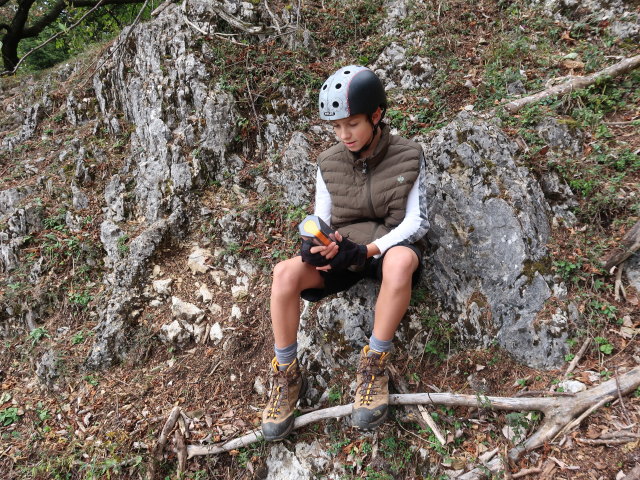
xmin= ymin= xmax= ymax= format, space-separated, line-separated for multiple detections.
xmin=382 ymin=248 xmax=418 ymax=280
xmin=272 ymin=257 xmax=308 ymax=294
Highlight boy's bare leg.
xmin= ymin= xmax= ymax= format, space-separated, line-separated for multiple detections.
xmin=352 ymin=246 xmax=418 ymax=430
xmin=373 ymin=246 xmax=419 ymax=341
xmin=270 ymin=256 xmax=325 ymax=348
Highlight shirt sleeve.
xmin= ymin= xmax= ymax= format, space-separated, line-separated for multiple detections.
xmin=372 ymin=153 xmax=430 ymax=255
xmin=313 ymin=167 xmax=332 ymax=225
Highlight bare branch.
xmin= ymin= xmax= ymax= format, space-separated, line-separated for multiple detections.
xmin=9 ymin=0 xmax=108 ymax=74
xmin=178 ymin=366 xmax=640 ymax=462
xmin=501 ymin=55 xmax=640 ymax=114
xmin=22 ymin=0 xmax=66 ymax=38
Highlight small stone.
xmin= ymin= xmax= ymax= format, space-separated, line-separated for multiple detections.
xmin=209 ymin=322 xmax=223 ymax=344
xmin=230 ymin=305 xmax=242 ymax=321
xmin=209 ymin=270 xmax=223 ymax=286
xmin=231 ymin=285 xmax=248 ymax=300
xmin=187 ymin=246 xmax=212 ymax=274
xmin=558 ymin=380 xmax=586 ymax=393
xmin=209 ymin=303 xmax=223 ymax=317
xmin=198 ymin=284 xmax=213 ymax=303
xmin=152 ymin=278 xmax=172 ymax=296
xmin=254 ymin=376 xmax=266 ymax=396
xmin=150 ymin=299 xmax=162 ymax=308
xmin=171 ymin=297 xmax=205 ymax=323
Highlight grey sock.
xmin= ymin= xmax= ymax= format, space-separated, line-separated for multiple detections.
xmin=274 ymin=341 xmax=298 ymax=370
xmin=369 ymin=333 xmax=392 ymax=355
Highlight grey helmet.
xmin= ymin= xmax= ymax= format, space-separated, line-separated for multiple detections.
xmin=318 ymin=65 xmax=387 ymax=121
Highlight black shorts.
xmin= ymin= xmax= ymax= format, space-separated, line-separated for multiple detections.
xmin=300 ymin=242 xmax=423 ymax=303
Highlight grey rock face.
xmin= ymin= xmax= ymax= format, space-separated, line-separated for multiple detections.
xmin=423 ymin=112 xmax=566 ymax=368
xmin=87 ymin=1 xmax=239 ymax=368
xmin=267 ymin=132 xmax=315 ymax=207
xmin=536 ymin=117 xmax=584 ymax=154
xmin=626 ymin=252 xmax=640 ymax=291
xmin=266 ymin=442 xmax=338 ymax=480
xmin=36 ymin=349 xmax=60 ymax=389
xmin=532 ymin=0 xmax=639 ymax=40
xmin=373 ymin=42 xmax=435 ymax=90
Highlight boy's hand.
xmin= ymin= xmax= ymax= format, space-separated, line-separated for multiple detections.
xmin=328 ymin=235 xmax=367 ymax=271
xmin=300 ymin=239 xmax=331 ymax=266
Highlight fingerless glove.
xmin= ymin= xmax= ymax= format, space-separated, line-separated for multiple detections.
xmin=329 ymin=237 xmax=367 ymax=271
xmin=300 ymin=239 xmax=330 ymax=266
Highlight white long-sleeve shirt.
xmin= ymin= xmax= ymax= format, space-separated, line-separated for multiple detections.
xmin=313 ymin=155 xmax=429 ymax=255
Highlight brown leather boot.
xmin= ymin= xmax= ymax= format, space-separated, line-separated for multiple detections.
xmin=261 ymin=357 xmax=307 ymax=441
xmin=352 ymin=346 xmax=390 ymax=430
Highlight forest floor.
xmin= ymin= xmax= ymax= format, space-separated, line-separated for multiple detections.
xmin=1 ymin=0 xmax=639 ymax=478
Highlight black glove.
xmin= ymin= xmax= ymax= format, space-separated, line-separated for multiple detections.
xmin=300 ymin=239 xmax=330 ymax=266
xmin=329 ymin=237 xmax=367 ymax=271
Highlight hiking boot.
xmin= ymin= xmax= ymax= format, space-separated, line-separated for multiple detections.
xmin=261 ymin=357 xmax=307 ymax=441
xmin=352 ymin=346 xmax=390 ymax=430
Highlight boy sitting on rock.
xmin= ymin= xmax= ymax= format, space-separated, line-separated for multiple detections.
xmin=262 ymin=65 xmax=429 ymax=440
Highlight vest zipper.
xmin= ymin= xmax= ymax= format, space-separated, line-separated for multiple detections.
xmin=362 ymin=161 xmax=368 ymax=174
xmin=366 ymin=168 xmax=375 ymax=218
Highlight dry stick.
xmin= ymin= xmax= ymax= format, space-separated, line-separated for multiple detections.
xmin=615 ymin=262 xmax=627 ymax=302
xmin=388 ymin=364 xmax=446 ymax=446
xmin=576 ymin=437 xmax=638 ymax=445
xmin=500 ymin=55 xmax=640 ymax=114
xmin=184 ymin=366 xmax=640 ymax=461
xmin=615 ymin=367 xmax=633 ymax=425
xmin=512 ymin=468 xmax=543 ymax=479
xmin=147 ymin=406 xmax=181 ymax=480
xmin=564 ymin=336 xmax=591 ymax=377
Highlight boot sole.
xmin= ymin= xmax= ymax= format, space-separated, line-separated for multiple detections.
xmin=352 ymin=407 xmax=388 ymax=430
xmin=262 ymin=376 xmax=309 ymax=441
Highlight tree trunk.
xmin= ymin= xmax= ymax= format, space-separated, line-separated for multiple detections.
xmin=1 ymin=32 xmax=20 ymax=72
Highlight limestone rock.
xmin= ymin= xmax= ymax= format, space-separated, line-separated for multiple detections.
xmin=160 ymin=320 xmax=192 ymax=348
xmin=209 ymin=322 xmax=223 ymax=344
xmin=558 ymin=379 xmax=587 ymax=393
xmin=266 ymin=132 xmax=315 ymax=207
xmin=197 ymin=284 xmax=213 ymax=303
xmin=188 ymin=247 xmax=213 ymax=274
xmin=423 ymin=112 xmax=566 ymax=368
xmin=152 ymin=278 xmax=173 ymax=296
xmin=171 ymin=297 xmax=205 ymax=323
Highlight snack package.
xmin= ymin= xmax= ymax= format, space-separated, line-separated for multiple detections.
xmin=298 ymin=215 xmax=335 ymax=246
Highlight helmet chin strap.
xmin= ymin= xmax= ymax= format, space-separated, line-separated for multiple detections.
xmin=354 ymin=121 xmax=380 ymax=155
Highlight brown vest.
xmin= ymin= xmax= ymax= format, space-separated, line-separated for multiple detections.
xmin=318 ymin=124 xmax=422 ymax=245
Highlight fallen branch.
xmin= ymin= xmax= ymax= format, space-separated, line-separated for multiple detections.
xmin=576 ymin=437 xmax=638 ymax=445
xmin=501 ymin=55 xmax=640 ymax=113
xmin=147 ymin=406 xmax=181 ymax=480
xmin=175 ymin=366 xmax=640 ymax=462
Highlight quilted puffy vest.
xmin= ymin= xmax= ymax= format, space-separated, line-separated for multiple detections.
xmin=317 ymin=124 xmax=422 ymax=245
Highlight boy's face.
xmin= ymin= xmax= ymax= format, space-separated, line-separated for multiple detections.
xmin=330 ymin=110 xmax=381 ymax=153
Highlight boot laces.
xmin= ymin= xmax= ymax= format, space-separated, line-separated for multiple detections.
xmin=357 ymin=357 xmax=385 ymax=406
xmin=266 ymin=372 xmax=290 ymax=418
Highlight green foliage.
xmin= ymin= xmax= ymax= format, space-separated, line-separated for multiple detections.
xmin=0 ymin=407 xmax=22 ymax=427
xmin=15 ymin=2 xmax=156 ymax=72
xmin=29 ymin=327 xmax=50 ymax=346
xmin=552 ymin=259 xmax=583 ymax=284
xmin=594 ymin=337 xmax=613 ymax=355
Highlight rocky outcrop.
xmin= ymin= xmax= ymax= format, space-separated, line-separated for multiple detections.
xmin=422 ymin=112 xmax=567 ymax=369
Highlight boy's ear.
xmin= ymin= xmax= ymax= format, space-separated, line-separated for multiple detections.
xmin=371 ymin=107 xmax=383 ymax=125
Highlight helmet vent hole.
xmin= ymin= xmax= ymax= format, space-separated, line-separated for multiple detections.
xmin=344 ymin=70 xmax=350 ymax=74
xmin=335 ymin=83 xmax=342 ymax=89
xmin=322 ymin=84 xmax=327 ymax=90
xmin=332 ymin=101 xmax=339 ymax=108
xmin=320 ymin=102 xmax=324 ymax=108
